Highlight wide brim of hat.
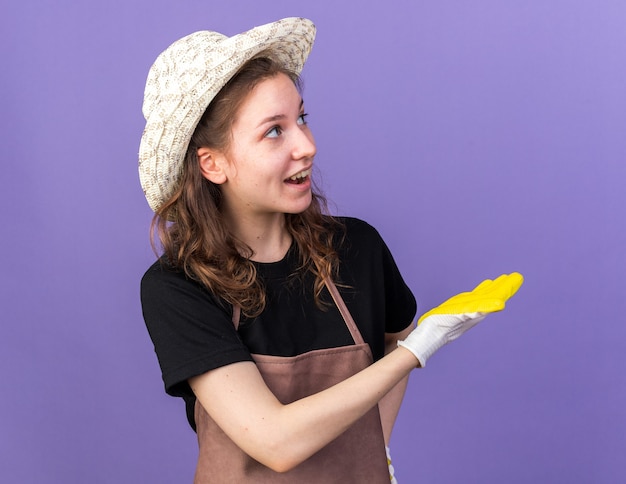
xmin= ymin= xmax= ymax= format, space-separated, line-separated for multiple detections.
xmin=138 ymin=17 xmax=316 ymax=214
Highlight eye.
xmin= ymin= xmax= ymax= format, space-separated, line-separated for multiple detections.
xmin=265 ymin=126 xmax=282 ymax=138
xmin=297 ymin=113 xmax=309 ymax=126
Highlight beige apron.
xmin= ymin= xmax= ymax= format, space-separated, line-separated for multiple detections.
xmin=193 ymin=279 xmax=391 ymax=483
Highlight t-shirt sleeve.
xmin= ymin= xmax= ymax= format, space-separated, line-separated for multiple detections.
xmin=140 ymin=261 xmax=253 ymax=398
xmin=340 ymin=217 xmax=417 ymax=335
xmin=378 ymin=230 xmax=417 ymax=333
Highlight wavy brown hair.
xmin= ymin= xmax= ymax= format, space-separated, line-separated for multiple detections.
xmin=151 ymin=54 xmax=343 ymax=318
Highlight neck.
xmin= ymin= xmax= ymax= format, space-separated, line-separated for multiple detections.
xmin=226 ymin=212 xmax=292 ymax=263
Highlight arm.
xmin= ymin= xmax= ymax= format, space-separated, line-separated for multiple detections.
xmin=189 ymin=345 xmax=418 ymax=473
xmin=190 ymin=272 xmax=523 ymax=473
xmin=379 ymin=324 xmax=415 ymax=444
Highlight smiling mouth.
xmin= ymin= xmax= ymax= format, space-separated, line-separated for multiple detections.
xmin=286 ymin=168 xmax=312 ymax=184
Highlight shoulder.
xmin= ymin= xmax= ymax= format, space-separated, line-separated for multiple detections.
xmin=141 ymin=258 xmax=199 ymax=291
xmin=333 ymin=216 xmax=386 ymax=253
xmin=141 ymin=258 xmax=184 ymax=287
xmin=335 ymin=216 xmax=379 ymax=235
xmin=140 ymin=258 xmax=223 ymax=311
xmin=141 ymin=259 xmax=187 ymax=297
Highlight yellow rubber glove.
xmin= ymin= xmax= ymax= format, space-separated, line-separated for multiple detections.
xmin=417 ymin=272 xmax=524 ymax=324
xmin=398 ymin=272 xmax=523 ymax=367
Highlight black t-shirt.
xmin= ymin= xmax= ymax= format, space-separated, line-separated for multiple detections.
xmin=141 ymin=217 xmax=417 ymax=429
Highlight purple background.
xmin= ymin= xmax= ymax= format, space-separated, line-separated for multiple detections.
xmin=2 ymin=1 xmax=625 ymax=482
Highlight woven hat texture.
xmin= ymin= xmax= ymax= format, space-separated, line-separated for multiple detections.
xmin=138 ymin=17 xmax=316 ymax=212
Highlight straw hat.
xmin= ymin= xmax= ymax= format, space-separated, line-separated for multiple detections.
xmin=138 ymin=17 xmax=316 ymax=212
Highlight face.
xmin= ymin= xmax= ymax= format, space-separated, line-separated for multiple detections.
xmin=214 ymin=73 xmax=316 ymax=224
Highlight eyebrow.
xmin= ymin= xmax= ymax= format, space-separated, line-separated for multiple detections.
xmin=256 ymin=99 xmax=304 ymax=128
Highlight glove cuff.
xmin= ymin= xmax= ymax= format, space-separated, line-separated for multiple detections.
xmin=397 ymin=322 xmax=445 ymax=368
xmin=397 ymin=340 xmax=427 ymax=367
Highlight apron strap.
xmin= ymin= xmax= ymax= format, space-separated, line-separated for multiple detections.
xmin=323 ymin=277 xmax=366 ymax=346
xmin=231 ymin=277 xmax=365 ymax=346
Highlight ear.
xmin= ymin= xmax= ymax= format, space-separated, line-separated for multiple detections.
xmin=197 ymin=147 xmax=227 ymax=184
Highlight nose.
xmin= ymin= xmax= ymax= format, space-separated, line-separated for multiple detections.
xmin=292 ymin=126 xmax=316 ymax=161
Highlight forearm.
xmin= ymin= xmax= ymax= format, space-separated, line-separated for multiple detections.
xmin=191 ymin=345 xmax=418 ymax=472
xmin=378 ymin=374 xmax=410 ymax=444
xmin=379 ymin=325 xmax=414 ymax=443
xmin=278 ymin=346 xmax=416 ymax=467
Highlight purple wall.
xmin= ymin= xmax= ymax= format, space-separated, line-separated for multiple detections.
xmin=2 ymin=1 xmax=625 ymax=482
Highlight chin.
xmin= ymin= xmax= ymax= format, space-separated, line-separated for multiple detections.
xmin=286 ymin=195 xmax=313 ymax=215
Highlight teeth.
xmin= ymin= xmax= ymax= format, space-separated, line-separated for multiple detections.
xmin=289 ymin=168 xmax=311 ymax=181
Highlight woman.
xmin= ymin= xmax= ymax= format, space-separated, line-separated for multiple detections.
xmin=139 ymin=17 xmax=522 ymax=482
